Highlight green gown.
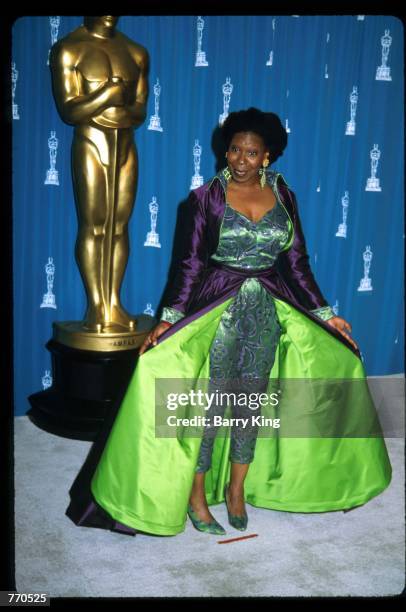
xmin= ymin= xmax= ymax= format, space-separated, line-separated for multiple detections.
xmin=90 ymin=190 xmax=392 ymax=536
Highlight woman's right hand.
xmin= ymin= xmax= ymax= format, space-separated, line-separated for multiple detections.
xmin=138 ymin=321 xmax=173 ymax=355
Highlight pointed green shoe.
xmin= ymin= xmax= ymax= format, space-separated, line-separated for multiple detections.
xmin=187 ymin=504 xmax=226 ymax=535
xmin=224 ymin=484 xmax=248 ymax=531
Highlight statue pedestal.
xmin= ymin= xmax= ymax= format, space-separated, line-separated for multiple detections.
xmin=28 ymin=315 xmax=157 ymax=535
xmin=27 ymin=315 xmax=156 ymax=441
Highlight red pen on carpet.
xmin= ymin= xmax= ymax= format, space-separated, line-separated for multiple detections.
xmin=218 ymin=533 xmax=258 ymax=544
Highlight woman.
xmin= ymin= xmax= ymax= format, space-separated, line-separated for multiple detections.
xmin=73 ymin=108 xmax=391 ymax=537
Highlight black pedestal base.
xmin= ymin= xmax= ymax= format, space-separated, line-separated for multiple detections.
xmin=27 ymin=339 xmax=141 ymax=441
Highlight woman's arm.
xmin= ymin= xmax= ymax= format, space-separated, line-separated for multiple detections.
xmin=159 ymin=190 xmax=208 ymax=322
xmin=160 ymin=306 xmax=185 ymax=324
xmin=277 ymin=188 xmax=358 ymax=349
xmin=277 ymin=188 xmax=333 ymax=317
xmin=140 ymin=190 xmax=208 ymax=352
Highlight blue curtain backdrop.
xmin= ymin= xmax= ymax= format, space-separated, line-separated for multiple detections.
xmin=12 ymin=15 xmax=404 ymax=416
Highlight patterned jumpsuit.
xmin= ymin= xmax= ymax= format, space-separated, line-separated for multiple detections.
xmin=194 ymin=194 xmax=291 ymax=471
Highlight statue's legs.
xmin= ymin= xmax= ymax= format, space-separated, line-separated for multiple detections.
xmin=72 ymin=133 xmax=110 ymax=330
xmin=72 ymin=127 xmax=139 ymax=330
xmin=109 ymin=138 xmax=138 ymax=328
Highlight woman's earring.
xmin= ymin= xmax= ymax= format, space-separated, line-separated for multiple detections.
xmin=259 ymin=168 xmax=266 ymax=189
xmin=260 ymin=154 xmax=270 ymax=189
xmin=223 ymin=166 xmax=232 ymax=182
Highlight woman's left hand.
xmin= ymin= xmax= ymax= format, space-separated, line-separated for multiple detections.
xmin=325 ymin=316 xmax=359 ymax=351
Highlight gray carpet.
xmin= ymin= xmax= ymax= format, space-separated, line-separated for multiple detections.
xmin=14 ymin=412 xmax=404 ymax=598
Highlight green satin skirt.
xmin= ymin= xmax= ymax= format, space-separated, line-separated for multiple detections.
xmin=90 ymin=297 xmax=392 ymax=535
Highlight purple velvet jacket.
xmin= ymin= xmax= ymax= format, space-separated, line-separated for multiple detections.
xmin=158 ymin=169 xmax=359 ymax=357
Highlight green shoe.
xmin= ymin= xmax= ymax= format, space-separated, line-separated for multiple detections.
xmin=224 ymin=484 xmax=248 ymax=531
xmin=187 ymin=504 xmax=226 ymax=535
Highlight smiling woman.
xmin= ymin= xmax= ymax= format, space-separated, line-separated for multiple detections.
xmin=69 ymin=107 xmax=391 ymax=538
xmin=222 ymin=110 xmax=285 ymax=223
xmin=225 ymin=133 xmax=277 ymax=222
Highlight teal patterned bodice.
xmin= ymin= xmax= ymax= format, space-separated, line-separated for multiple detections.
xmin=210 ymin=195 xmax=291 ymax=268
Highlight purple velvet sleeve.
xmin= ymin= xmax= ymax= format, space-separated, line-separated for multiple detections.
xmin=277 ymin=189 xmax=329 ymax=311
xmin=160 ymin=190 xmax=209 ymax=315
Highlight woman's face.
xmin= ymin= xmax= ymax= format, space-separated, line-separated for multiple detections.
xmin=226 ymin=131 xmax=269 ymax=185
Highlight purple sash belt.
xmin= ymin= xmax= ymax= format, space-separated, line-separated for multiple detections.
xmin=207 ymin=257 xmax=279 ymax=280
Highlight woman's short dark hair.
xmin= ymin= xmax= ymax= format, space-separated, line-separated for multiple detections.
xmin=221 ymin=107 xmax=288 ymax=163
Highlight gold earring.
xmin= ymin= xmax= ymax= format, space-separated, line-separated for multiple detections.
xmin=223 ymin=167 xmax=232 ymax=182
xmin=259 ymin=168 xmax=266 ymax=189
xmin=259 ymin=154 xmax=270 ymax=189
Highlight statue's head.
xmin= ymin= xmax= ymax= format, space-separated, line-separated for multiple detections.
xmin=84 ymin=16 xmax=119 ymax=33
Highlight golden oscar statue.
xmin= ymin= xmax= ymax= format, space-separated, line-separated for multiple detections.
xmin=49 ymin=15 xmax=153 ymax=351
xmin=28 ymin=17 xmax=154 ymax=439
